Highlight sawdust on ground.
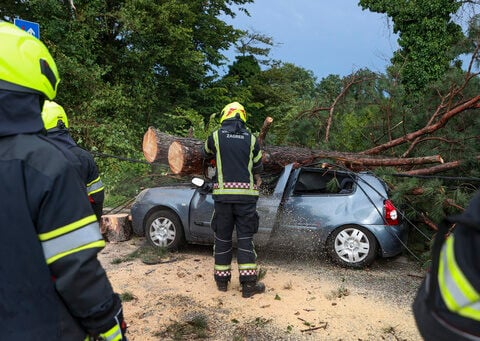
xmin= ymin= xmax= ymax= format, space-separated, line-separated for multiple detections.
xmin=98 ymin=237 xmax=425 ymax=341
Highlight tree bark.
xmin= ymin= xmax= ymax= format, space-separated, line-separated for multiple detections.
xmin=163 ymin=135 xmax=445 ymax=175
xmin=257 ymin=116 xmax=273 ymax=147
xmin=142 ymin=127 xmax=177 ymax=164
xmin=168 ymin=139 xmax=205 ymax=175
xmin=400 ymin=156 xmax=480 ymax=175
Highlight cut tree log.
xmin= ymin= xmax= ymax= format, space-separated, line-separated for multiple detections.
xmin=168 ymin=138 xmax=205 ymax=175
xmin=100 ymin=213 xmax=132 ymax=243
xmin=142 ymin=126 xmax=177 ymax=164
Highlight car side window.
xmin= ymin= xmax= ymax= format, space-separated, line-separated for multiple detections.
xmin=293 ymin=169 xmax=355 ymax=195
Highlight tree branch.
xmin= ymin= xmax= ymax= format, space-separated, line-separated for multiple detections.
xmin=362 ymin=95 xmax=480 ymax=155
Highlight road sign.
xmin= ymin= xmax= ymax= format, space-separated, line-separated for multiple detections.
xmin=14 ymin=18 xmax=40 ymax=39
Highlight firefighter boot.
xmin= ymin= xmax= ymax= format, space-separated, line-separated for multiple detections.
xmin=216 ymin=280 xmax=229 ymax=292
xmin=242 ymin=281 xmax=265 ymax=298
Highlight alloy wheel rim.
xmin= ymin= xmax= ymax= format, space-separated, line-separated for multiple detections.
xmin=334 ymin=228 xmax=370 ymax=263
xmin=149 ymin=217 xmax=176 ymax=247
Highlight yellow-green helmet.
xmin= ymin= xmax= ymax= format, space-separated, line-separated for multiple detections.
xmin=220 ymin=102 xmax=247 ymax=123
xmin=42 ymin=100 xmax=69 ymax=130
xmin=0 ymin=21 xmax=60 ymax=100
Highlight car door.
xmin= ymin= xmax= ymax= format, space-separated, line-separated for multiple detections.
xmin=189 ymin=186 xmax=215 ymax=243
xmin=187 ymin=164 xmax=293 ymax=246
xmin=271 ymin=168 xmax=357 ymax=252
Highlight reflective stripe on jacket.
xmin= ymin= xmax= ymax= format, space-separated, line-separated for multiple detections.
xmin=438 ymin=234 xmax=480 ymax=321
xmin=412 ymin=190 xmax=480 ymax=339
xmin=39 ymin=214 xmax=105 ymax=265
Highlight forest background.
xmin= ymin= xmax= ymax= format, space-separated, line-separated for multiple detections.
xmin=2 ymin=0 xmax=480 ymax=264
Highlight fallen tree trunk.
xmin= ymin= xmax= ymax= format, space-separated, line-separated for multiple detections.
xmin=165 ymin=139 xmax=445 ymax=175
xmin=143 ymin=128 xmax=446 ymax=175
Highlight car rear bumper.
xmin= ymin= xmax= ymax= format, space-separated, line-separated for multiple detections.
xmin=370 ymin=223 xmax=408 ymax=258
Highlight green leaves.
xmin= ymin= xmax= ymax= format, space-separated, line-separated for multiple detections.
xmin=360 ymin=0 xmax=463 ymax=93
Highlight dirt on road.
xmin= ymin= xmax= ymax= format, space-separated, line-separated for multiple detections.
xmin=98 ymin=237 xmax=425 ymax=341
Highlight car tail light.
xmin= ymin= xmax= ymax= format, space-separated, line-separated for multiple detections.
xmin=384 ymin=199 xmax=399 ymax=225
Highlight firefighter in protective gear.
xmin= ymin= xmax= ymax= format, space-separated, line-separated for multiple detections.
xmin=0 ymin=22 xmax=127 ymax=340
xmin=203 ymin=101 xmax=265 ymax=298
xmin=42 ymin=100 xmax=105 ymax=221
xmin=412 ymin=190 xmax=480 ymax=340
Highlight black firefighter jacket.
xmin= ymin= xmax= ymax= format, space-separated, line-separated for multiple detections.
xmin=0 ymin=91 xmax=116 ymax=340
xmin=46 ymin=129 xmax=105 ymax=221
xmin=203 ymin=118 xmax=263 ymax=204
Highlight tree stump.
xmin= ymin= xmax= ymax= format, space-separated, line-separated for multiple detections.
xmin=100 ymin=213 xmax=132 ymax=243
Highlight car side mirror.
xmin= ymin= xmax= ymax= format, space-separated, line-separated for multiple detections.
xmin=192 ymin=177 xmax=205 ymax=187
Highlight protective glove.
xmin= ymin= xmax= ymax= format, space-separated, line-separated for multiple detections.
xmin=97 ymin=306 xmax=127 ymax=341
xmin=85 ymin=294 xmax=128 ymax=341
xmin=97 ymin=319 xmax=128 ymax=341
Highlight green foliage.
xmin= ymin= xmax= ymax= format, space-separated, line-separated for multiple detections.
xmin=329 ymin=107 xmax=378 ymax=151
xmin=359 ymin=0 xmax=463 ymax=93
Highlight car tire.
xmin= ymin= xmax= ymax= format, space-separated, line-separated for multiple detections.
xmin=144 ymin=209 xmax=185 ymax=251
xmin=326 ymin=225 xmax=377 ymax=269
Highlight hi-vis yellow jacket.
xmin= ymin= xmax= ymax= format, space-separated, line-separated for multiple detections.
xmin=204 ymin=118 xmax=263 ymax=203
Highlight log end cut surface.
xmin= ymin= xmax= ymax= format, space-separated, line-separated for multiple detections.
xmin=168 ymin=141 xmax=184 ymax=174
xmin=142 ymin=127 xmax=158 ymax=163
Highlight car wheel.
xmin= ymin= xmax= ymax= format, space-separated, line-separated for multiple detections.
xmin=326 ymin=225 xmax=377 ymax=269
xmin=145 ymin=209 xmax=184 ymax=251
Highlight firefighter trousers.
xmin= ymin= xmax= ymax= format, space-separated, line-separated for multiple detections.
xmin=211 ymin=201 xmax=259 ymax=284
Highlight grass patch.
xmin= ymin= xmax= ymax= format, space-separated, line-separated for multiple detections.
xmin=156 ymin=312 xmax=210 ymax=340
xmin=232 ymin=317 xmax=274 ymax=340
xmin=111 ymin=245 xmax=169 ymax=265
xmin=119 ymin=291 xmax=136 ymax=302
xmin=257 ymin=267 xmax=267 ymax=281
xmin=335 ymin=285 xmax=350 ymax=298
xmin=253 ymin=317 xmax=273 ymax=328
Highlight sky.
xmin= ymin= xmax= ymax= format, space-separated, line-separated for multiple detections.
xmin=221 ymin=1 xmax=400 ymax=80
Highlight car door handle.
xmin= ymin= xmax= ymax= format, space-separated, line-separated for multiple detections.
xmin=194 ymin=221 xmax=210 ymax=226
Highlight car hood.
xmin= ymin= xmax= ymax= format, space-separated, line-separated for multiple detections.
xmin=135 ymin=184 xmax=196 ymax=205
